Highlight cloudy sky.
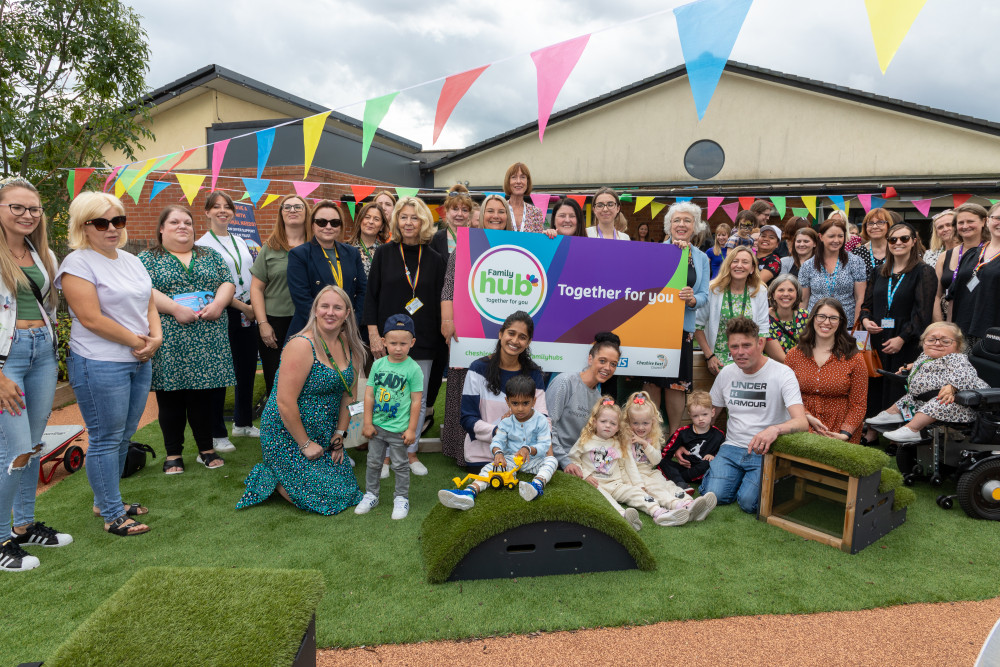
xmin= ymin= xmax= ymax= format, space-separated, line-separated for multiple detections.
xmin=125 ymin=0 xmax=999 ymax=150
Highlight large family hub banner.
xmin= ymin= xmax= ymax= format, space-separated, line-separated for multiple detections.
xmin=450 ymin=228 xmax=688 ymax=376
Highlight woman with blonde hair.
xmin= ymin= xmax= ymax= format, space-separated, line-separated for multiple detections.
xmin=694 ymin=246 xmax=772 ymax=375
xmin=587 ymin=187 xmax=630 ymax=241
xmin=923 ymin=209 xmax=956 ymax=268
xmin=503 ymin=162 xmax=544 ymax=233
xmin=0 ymin=177 xmax=72 ymax=570
xmin=705 ymin=222 xmax=730 ymax=279
xmin=57 ymin=191 xmax=160 ymax=536
xmin=363 ymin=197 xmax=446 ymax=476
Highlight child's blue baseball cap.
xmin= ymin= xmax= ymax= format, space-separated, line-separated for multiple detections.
xmin=383 ymin=313 xmax=415 ymax=336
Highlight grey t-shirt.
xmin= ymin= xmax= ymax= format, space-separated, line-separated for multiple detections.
xmin=547 ymin=371 xmax=601 ymax=469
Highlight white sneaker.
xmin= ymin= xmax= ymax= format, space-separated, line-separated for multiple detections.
xmin=867 ymin=410 xmax=904 ymax=426
xmin=392 ymin=496 xmax=409 ymax=520
xmin=689 ymin=492 xmax=717 ymax=522
xmin=212 ymin=437 xmax=235 ymax=453
xmin=654 ymin=507 xmax=690 ymax=526
xmin=231 ymin=425 xmax=260 ymax=438
xmin=409 ymin=460 xmax=428 ymax=476
xmin=622 ymin=507 xmax=642 ymax=531
xmin=354 ymin=492 xmax=379 ymax=515
xmin=883 ymin=426 xmax=923 ymax=443
xmin=380 ymin=463 xmax=390 ymax=479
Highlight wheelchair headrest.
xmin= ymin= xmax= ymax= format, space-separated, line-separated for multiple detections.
xmin=978 ymin=328 xmax=1000 ymax=357
xmin=970 ymin=328 xmax=1000 ymax=389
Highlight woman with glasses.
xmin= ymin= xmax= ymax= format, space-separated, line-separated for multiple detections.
xmin=867 ymin=322 xmax=988 ymax=443
xmin=0 ymin=178 xmax=73 ymax=571
xmin=57 ymin=192 xmax=159 ymax=537
xmin=139 ymin=205 xmax=236 ymax=474
xmin=348 ymin=203 xmax=389 ymax=276
xmin=785 ymin=299 xmax=868 ymax=443
xmin=923 ymin=209 xmax=956 ymax=269
xmin=852 ymin=208 xmax=894 ymax=279
xmin=287 ymin=200 xmax=366 ymax=337
xmin=250 ymin=194 xmax=311 ymax=397
xmin=951 ymin=202 xmax=1000 ymax=350
xmin=196 ymin=191 xmax=258 ymax=452
xmin=799 ymin=217 xmax=868 ymax=325
xmin=937 ymin=203 xmax=988 ymax=323
xmin=504 ymin=163 xmax=545 ymax=233
xmin=859 ymin=222 xmax=936 ymax=439
xmin=586 ymin=187 xmax=630 ymax=241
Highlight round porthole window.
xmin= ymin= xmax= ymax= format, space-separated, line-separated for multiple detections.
xmin=684 ymin=140 xmax=725 ymax=180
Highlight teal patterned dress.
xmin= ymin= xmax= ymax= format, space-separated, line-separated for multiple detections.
xmin=236 ymin=336 xmax=362 ymax=514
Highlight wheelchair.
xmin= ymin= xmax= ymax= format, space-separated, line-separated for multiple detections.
xmin=867 ymin=327 xmax=1000 ymax=521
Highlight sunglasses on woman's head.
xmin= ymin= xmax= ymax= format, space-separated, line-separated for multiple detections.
xmin=313 ymin=218 xmax=342 ymax=228
xmin=85 ymin=216 xmax=127 ymax=231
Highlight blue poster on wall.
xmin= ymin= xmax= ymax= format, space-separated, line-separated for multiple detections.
xmin=231 ymin=202 xmax=262 ymax=258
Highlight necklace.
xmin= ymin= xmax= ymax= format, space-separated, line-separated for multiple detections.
xmin=10 ymin=245 xmax=28 ymax=260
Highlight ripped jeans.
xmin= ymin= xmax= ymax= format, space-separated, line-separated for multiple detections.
xmin=0 ymin=327 xmax=57 ymax=535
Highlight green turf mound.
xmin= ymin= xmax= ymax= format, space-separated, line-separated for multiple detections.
xmin=421 ymin=471 xmax=656 ymax=584
xmin=47 ymin=566 xmax=324 ymax=667
xmin=878 ymin=466 xmax=916 ymax=511
xmin=772 ymin=432 xmax=890 ymax=478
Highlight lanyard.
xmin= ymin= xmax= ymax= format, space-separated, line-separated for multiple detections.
xmin=400 ymin=243 xmax=421 ymax=297
xmin=951 ymin=243 xmax=972 ymax=284
xmin=320 ymin=335 xmax=353 ymax=398
xmin=973 ymin=242 xmax=1000 ymax=276
xmin=170 ymin=251 xmax=193 ymax=275
xmin=509 ymin=202 xmax=525 ymax=232
xmin=447 ymin=226 xmax=457 ymax=241
xmin=725 ymin=287 xmax=750 ymax=317
xmin=905 ymin=357 xmax=931 ymax=394
xmin=358 ymin=239 xmax=376 ymax=263
xmin=821 ymin=259 xmax=840 ymax=294
xmin=597 ymin=226 xmax=617 ymax=240
xmin=320 ymin=243 xmax=344 ymax=288
xmin=886 ymin=271 xmax=905 ymax=311
xmin=209 ymin=231 xmax=243 ymax=286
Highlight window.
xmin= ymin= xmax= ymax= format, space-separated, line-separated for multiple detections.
xmin=684 ymin=140 xmax=725 ymax=180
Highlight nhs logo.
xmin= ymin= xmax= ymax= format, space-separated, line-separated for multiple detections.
xmin=618 ymin=358 xmax=628 ymax=368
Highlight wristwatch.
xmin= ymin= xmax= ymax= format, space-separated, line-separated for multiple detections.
xmin=334 ymin=430 xmax=348 ymax=439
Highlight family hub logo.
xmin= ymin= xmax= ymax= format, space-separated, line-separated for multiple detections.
xmin=469 ymin=245 xmax=547 ymax=322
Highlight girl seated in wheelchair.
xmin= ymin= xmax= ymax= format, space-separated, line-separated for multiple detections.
xmin=867 ymin=322 xmax=989 ymax=443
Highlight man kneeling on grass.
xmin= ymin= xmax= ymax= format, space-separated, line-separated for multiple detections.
xmin=439 ymin=375 xmax=558 ymax=510
xmin=699 ymin=316 xmax=808 ymax=514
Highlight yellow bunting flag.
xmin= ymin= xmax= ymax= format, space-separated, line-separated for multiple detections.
xmin=302 ymin=111 xmax=331 ymax=178
xmin=801 ymin=196 xmax=817 ymax=219
xmin=125 ymin=158 xmax=157 ymax=188
xmin=175 ymin=173 xmax=207 ymax=205
xmin=650 ymin=201 xmax=666 ymax=220
xmin=864 ymin=0 xmax=928 ymax=74
xmin=260 ymin=194 xmax=281 ymax=209
xmin=634 ymin=196 xmax=655 ymax=214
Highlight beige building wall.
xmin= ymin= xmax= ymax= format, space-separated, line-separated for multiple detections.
xmin=434 ymin=71 xmax=1000 ymax=188
xmin=101 ymin=91 xmax=293 ymax=169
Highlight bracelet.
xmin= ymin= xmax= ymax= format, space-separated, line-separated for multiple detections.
xmin=839 ymin=430 xmax=853 ymax=438
xmin=298 ymin=439 xmax=315 ymax=451
xmin=705 ymin=354 xmax=716 ymax=362
xmin=259 ymin=320 xmax=270 ymax=327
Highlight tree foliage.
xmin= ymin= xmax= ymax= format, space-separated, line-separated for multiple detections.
xmin=0 ymin=0 xmax=153 ymax=237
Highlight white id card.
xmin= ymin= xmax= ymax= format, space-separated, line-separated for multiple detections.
xmin=900 ymin=401 xmax=915 ymax=421
xmin=348 ymin=401 xmax=364 ymax=417
xmin=967 ymin=276 xmax=980 ymax=292
xmin=881 ymin=318 xmax=896 ymax=329
xmin=405 ymin=297 xmax=423 ymax=314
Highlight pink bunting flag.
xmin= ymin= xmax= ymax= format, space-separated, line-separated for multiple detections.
xmin=433 ymin=65 xmax=490 ymax=145
xmin=530 ymin=34 xmax=590 ymax=142
xmin=103 ymin=165 xmax=123 ymax=193
xmin=210 ymin=139 xmax=230 ymax=192
xmin=912 ymin=199 xmax=933 ymax=217
xmin=721 ymin=202 xmax=739 ymax=222
xmin=530 ymin=193 xmax=552 ymax=212
xmin=293 ymin=181 xmax=321 ymax=199
xmin=953 ymin=194 xmax=971 ymax=208
xmin=707 ymin=196 xmax=725 ymax=218
xmin=350 ymin=185 xmax=376 ymax=203
xmin=858 ymin=194 xmax=874 ymax=213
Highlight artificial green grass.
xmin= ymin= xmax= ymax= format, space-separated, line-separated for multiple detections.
xmin=878 ymin=467 xmax=917 ymax=511
xmin=421 ymin=472 xmax=656 ymax=583
xmin=47 ymin=567 xmax=323 ymax=667
xmin=772 ymin=432 xmax=890 ymax=478
xmin=3 ymin=422 xmax=999 ymax=665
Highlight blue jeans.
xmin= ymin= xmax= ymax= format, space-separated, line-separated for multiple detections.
xmin=68 ymin=353 xmax=152 ymax=522
xmin=0 ymin=327 xmax=57 ymax=534
xmin=699 ymin=445 xmax=763 ymax=514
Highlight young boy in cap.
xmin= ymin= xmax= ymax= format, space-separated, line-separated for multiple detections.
xmin=356 ymin=314 xmax=424 ymax=520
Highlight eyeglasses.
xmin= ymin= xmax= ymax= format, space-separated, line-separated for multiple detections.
xmin=86 ymin=216 xmax=127 ymax=231
xmin=314 ymin=218 xmax=342 ymax=228
xmin=989 ymin=216 xmax=1000 ymax=223
xmin=282 ymin=204 xmax=305 ymax=212
xmin=814 ymin=314 xmax=841 ymax=323
xmin=866 ymin=220 xmax=887 ymax=228
xmin=925 ymin=336 xmax=955 ymax=346
xmin=593 ymin=202 xmax=618 ymax=210
xmin=888 ymin=235 xmax=912 ymax=244
xmin=6 ymin=204 xmax=43 ymax=218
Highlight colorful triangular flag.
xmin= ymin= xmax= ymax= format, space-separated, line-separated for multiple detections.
xmin=103 ymin=165 xmax=123 ymax=193
xmin=801 ymin=196 xmax=817 ymax=220
xmin=396 ymin=187 xmax=419 ymax=199
xmin=149 ymin=181 xmax=172 ymax=201
xmin=619 ymin=194 xmax=634 ymax=204
xmin=210 ymin=139 xmax=230 ymax=192
xmin=261 ymin=194 xmax=281 ymax=209
xmin=828 ymin=195 xmax=845 ymax=212
xmin=770 ymin=196 xmax=786 ymax=218
xmin=738 ymin=196 xmax=754 ymax=211
xmin=721 ymin=202 xmax=739 ymax=222
xmin=351 ymin=185 xmax=377 ymax=203
xmin=176 ymin=173 xmax=207 ymax=206
xmin=303 ymin=111 xmax=331 ymax=178
xmin=911 ymin=199 xmax=932 ymax=217
xmin=293 ymin=181 xmax=321 ymax=200
xmin=864 ymin=0 xmax=928 ymax=74
xmin=707 ymin=196 xmax=724 ymax=218
xmin=953 ymin=194 xmax=972 ymax=208
xmin=530 ymin=193 xmax=553 ymax=212
xmin=242 ymin=178 xmax=270 ymax=206
xmin=433 ymin=65 xmax=489 ymax=145
xmin=362 ymin=94 xmax=398 ymax=166
xmin=634 ymin=196 xmax=655 ymax=214
xmin=530 ymin=34 xmax=590 ymax=141
xmin=650 ymin=202 xmax=667 ymax=220
xmin=257 ymin=128 xmax=276 ymax=180
xmin=66 ymin=168 xmax=95 ymax=200
xmin=568 ymin=195 xmax=586 ymax=208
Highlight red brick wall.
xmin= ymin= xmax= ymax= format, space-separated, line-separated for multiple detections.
xmin=120 ymin=166 xmax=395 ymax=246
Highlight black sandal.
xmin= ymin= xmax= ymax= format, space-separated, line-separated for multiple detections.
xmin=163 ymin=458 xmax=185 ymax=475
xmin=196 ymin=451 xmax=225 ymax=468
xmin=105 ymin=515 xmax=150 ymax=537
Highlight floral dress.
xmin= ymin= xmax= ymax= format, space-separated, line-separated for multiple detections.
xmin=769 ymin=308 xmax=810 ymax=353
xmin=237 ymin=336 xmax=363 ymax=514
xmin=713 ymin=289 xmax=753 ymax=366
xmin=352 ymin=239 xmax=382 ymax=276
xmin=898 ymin=352 xmax=989 ymax=423
xmin=138 ymin=246 xmax=235 ymax=391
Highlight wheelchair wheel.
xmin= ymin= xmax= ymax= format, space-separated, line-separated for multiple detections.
xmin=956 ymin=458 xmax=1000 ymax=520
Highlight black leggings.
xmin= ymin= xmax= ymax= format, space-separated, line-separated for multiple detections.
xmin=156 ymin=388 xmax=223 ymax=457
xmin=257 ymin=315 xmax=293 ymax=400
xmin=212 ymin=308 xmax=259 ymax=437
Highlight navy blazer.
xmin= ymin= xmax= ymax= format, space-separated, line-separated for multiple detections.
xmin=286 ymin=239 xmax=367 ymax=336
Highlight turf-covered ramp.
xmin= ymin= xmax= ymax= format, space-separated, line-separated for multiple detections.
xmin=421 ymin=472 xmax=656 ymax=583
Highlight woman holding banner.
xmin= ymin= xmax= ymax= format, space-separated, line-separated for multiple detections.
xmin=440 ymin=194 xmax=513 ymax=465
xmin=364 ymin=197 xmax=445 ymax=476
xmin=643 ymin=202 xmax=709 ymax=435
xmin=542 ymin=197 xmax=587 ymax=238
xmin=586 ymin=188 xmax=630 ymax=241
xmin=504 ymin=163 xmax=544 ymax=233
xmin=196 ymin=191 xmax=259 ymax=450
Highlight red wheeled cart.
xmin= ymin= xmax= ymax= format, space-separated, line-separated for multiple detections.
xmin=37 ymin=425 xmax=86 ymax=484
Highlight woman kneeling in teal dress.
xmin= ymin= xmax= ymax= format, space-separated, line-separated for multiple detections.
xmin=237 ymin=286 xmax=365 ymax=514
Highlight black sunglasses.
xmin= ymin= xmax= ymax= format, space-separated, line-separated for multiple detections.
xmin=314 ymin=218 xmax=342 ymax=228
xmin=85 ymin=216 xmax=127 ymax=231
xmin=888 ymin=235 xmax=912 ymax=244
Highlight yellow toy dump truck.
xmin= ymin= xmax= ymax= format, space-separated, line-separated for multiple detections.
xmin=452 ymin=456 xmax=524 ymax=491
